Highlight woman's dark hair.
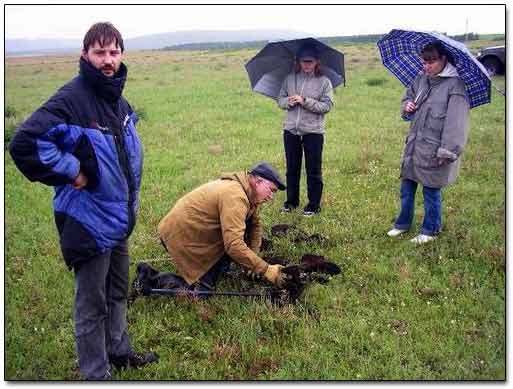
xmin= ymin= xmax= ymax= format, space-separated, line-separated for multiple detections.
xmin=420 ymin=40 xmax=454 ymax=65
xmin=83 ymin=22 xmax=124 ymax=53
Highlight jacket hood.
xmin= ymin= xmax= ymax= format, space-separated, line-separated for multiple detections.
xmin=437 ymin=62 xmax=459 ymax=78
xmin=220 ymin=171 xmax=257 ymax=205
xmin=79 ymin=57 xmax=127 ymax=102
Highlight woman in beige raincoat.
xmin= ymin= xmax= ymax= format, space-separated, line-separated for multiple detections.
xmin=387 ymin=41 xmax=470 ymax=244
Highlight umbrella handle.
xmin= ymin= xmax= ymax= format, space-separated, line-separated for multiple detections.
xmin=492 ymin=83 xmax=506 ymax=97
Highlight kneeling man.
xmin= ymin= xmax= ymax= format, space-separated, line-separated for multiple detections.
xmin=158 ymin=162 xmax=287 ymax=291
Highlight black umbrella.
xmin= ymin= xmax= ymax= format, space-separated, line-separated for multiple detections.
xmin=245 ymin=37 xmax=345 ymax=100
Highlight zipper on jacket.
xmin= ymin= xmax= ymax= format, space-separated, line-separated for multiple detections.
xmin=113 ymin=103 xmax=136 ymax=237
xmin=295 ymin=73 xmax=310 ymax=130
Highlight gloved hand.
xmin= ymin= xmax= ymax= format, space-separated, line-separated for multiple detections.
xmin=264 ymin=264 xmax=286 ymax=287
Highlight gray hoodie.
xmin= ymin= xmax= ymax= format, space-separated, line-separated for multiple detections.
xmin=277 ymin=71 xmax=334 ymax=135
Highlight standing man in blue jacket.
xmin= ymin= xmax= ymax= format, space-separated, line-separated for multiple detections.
xmin=9 ymin=22 xmax=157 ymax=380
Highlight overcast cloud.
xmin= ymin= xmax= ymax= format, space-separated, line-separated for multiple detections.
xmin=5 ymin=4 xmax=505 ymax=40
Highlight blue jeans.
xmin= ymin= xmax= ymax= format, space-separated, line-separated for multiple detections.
xmin=394 ymin=179 xmax=442 ymax=236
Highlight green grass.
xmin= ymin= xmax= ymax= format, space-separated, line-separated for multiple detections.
xmin=5 ymin=42 xmax=505 ymax=380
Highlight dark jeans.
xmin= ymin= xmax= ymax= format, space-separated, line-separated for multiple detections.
xmin=161 ymin=239 xmax=231 ymax=291
xmin=73 ymin=241 xmax=132 ymax=379
xmin=394 ymin=179 xmax=442 ymax=236
xmin=283 ymin=130 xmax=324 ymax=210
xmin=196 ymin=255 xmax=232 ymax=290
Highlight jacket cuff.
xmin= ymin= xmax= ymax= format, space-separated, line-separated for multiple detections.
xmin=255 ymin=260 xmax=269 ymax=275
xmin=303 ymin=96 xmax=313 ymax=109
xmin=59 ymin=153 xmax=81 ymax=182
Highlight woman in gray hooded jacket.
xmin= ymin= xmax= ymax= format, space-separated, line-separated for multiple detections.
xmin=387 ymin=40 xmax=470 ymax=244
xmin=277 ymin=44 xmax=334 ymax=216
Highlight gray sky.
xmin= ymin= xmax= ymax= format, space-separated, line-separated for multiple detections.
xmin=5 ymin=4 xmax=505 ymax=40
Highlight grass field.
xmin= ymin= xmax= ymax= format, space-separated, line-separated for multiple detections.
xmin=4 ymin=39 xmax=505 ymax=380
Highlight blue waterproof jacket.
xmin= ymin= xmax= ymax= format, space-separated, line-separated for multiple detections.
xmin=9 ymin=58 xmax=143 ymax=268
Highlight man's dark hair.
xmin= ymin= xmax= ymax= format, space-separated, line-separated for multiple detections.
xmin=83 ymin=22 xmax=124 ymax=53
xmin=420 ymin=40 xmax=454 ymax=64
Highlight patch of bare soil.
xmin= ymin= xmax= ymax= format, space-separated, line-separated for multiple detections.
xmin=261 ymin=223 xmax=329 ymax=252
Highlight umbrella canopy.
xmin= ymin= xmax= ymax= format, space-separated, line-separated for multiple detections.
xmin=377 ymin=29 xmax=491 ymax=109
xmin=245 ymin=37 xmax=345 ymax=100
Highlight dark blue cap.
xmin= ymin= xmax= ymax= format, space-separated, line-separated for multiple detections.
xmin=249 ymin=162 xmax=286 ymax=190
xmin=297 ymin=45 xmax=320 ymax=60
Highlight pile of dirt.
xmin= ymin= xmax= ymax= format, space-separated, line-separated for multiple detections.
xmin=250 ymin=254 xmax=342 ymax=303
xmin=261 ymin=224 xmax=328 ymax=252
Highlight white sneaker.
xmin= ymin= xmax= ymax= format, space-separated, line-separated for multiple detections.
xmin=410 ymin=234 xmax=435 ymax=244
xmin=387 ymin=228 xmax=407 ymax=237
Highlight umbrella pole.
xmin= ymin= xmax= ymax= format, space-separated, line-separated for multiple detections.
xmin=492 ymin=83 xmax=506 ymax=97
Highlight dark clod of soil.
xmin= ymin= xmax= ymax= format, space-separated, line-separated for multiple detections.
xmin=292 ymin=232 xmax=327 ymax=244
xmin=260 ymin=237 xmax=272 ymax=252
xmin=300 ymin=254 xmax=341 ymax=275
xmin=271 ymin=224 xmax=292 ymax=236
xmin=268 ymin=223 xmax=327 ymax=245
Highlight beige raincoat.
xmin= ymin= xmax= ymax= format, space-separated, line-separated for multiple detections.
xmin=400 ymin=63 xmax=470 ymax=188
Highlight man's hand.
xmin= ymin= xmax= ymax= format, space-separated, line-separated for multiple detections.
xmin=72 ymin=171 xmax=88 ymax=190
xmin=404 ymin=101 xmax=417 ymax=113
xmin=264 ymin=264 xmax=286 ymax=287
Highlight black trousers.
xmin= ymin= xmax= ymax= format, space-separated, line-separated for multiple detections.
xmin=283 ymin=130 xmax=324 ymax=210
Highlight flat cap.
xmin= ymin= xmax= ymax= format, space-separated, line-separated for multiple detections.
xmin=249 ymin=162 xmax=286 ymax=191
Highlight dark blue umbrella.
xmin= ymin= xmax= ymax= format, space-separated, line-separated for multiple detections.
xmin=245 ymin=37 xmax=345 ymax=100
xmin=377 ymin=29 xmax=491 ymax=109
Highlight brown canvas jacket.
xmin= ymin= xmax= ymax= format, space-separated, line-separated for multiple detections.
xmin=158 ymin=171 xmax=268 ymax=284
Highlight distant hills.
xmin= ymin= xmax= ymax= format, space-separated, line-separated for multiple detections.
xmin=5 ymin=29 xmax=310 ymax=55
xmin=6 ymin=29 xmax=504 ymax=56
